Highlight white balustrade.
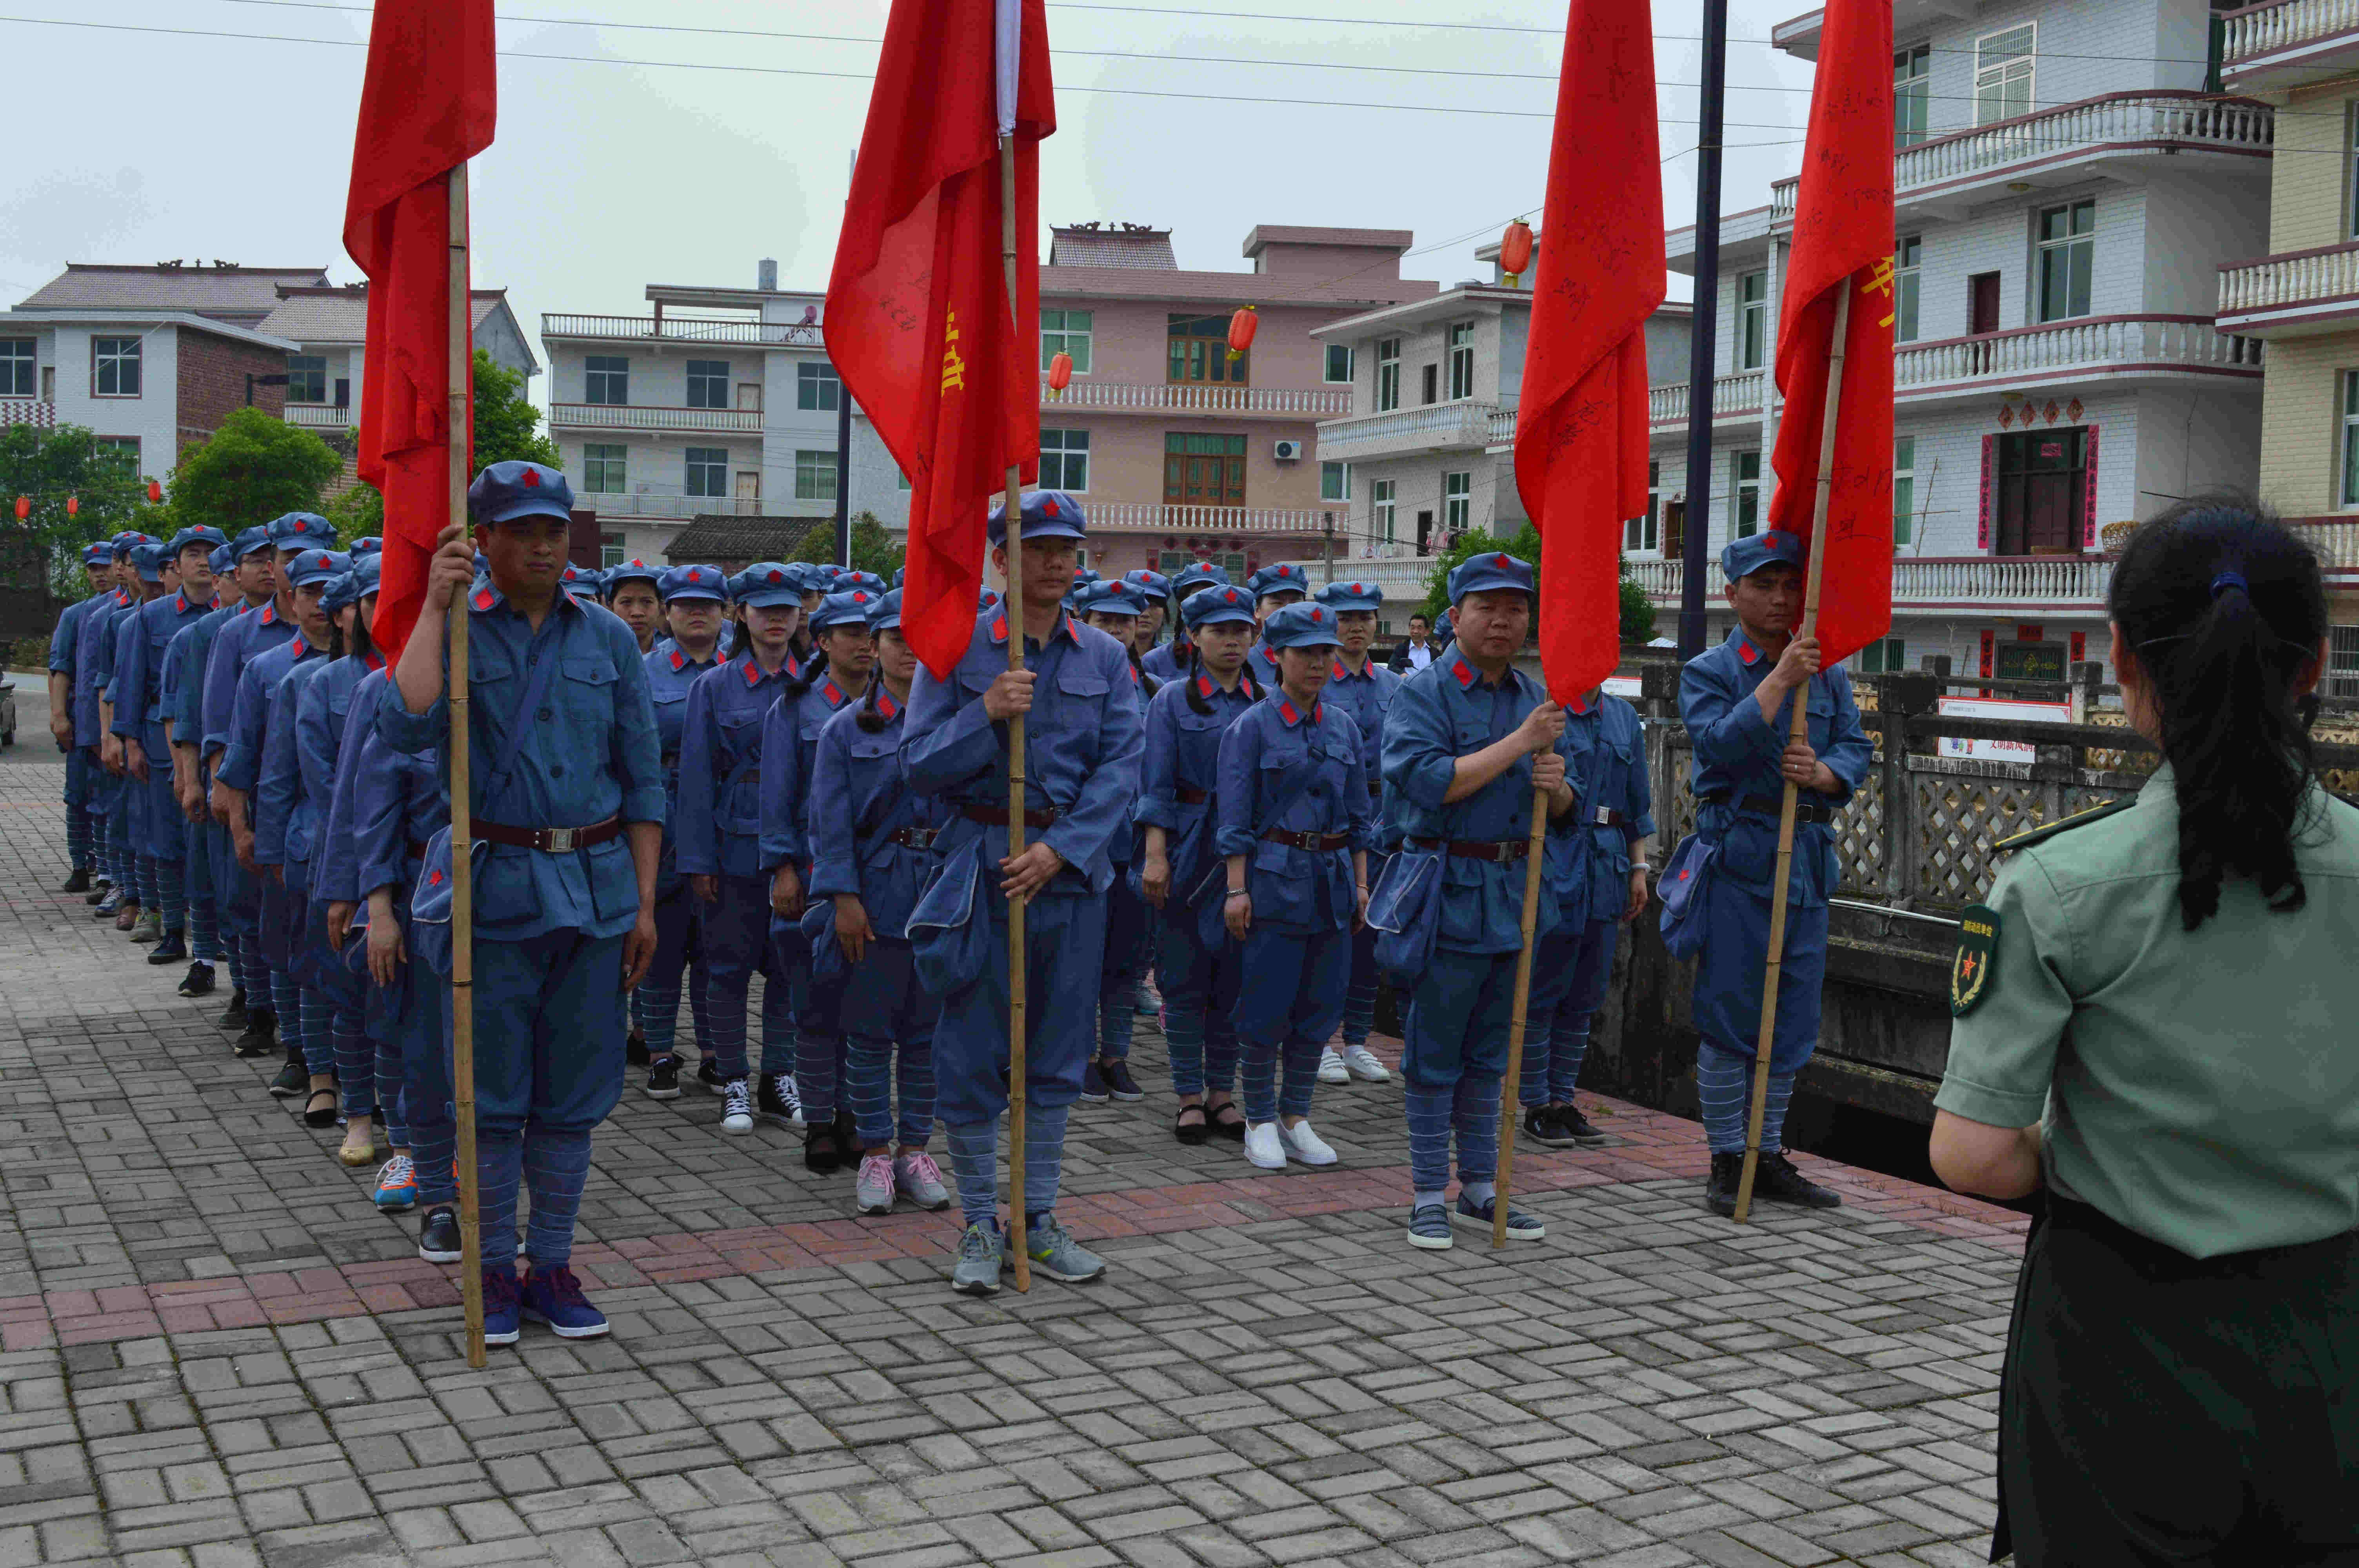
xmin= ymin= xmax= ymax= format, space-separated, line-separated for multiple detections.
xmin=1894 ymin=316 xmax=2260 ymax=393
xmin=1645 ymin=371 xmax=1765 ymax=426
xmin=574 ymin=492 xmax=765 ymax=519
xmin=1084 ymin=503 xmax=1337 ymax=535
xmin=1042 ymin=380 xmax=1350 ymax=415
xmin=2291 ymin=517 xmax=2359 ymax=568
xmin=1315 ymin=402 xmax=1499 ymax=454
xmin=2219 ymin=245 xmax=2359 ymax=314
xmin=283 ymin=404 xmax=351 ymax=429
xmin=1 ymin=398 xmax=56 ymax=428
xmin=542 ymin=314 xmax=823 ymax=348
xmin=1628 ymin=552 xmax=2113 ymax=606
xmin=548 ymin=402 xmax=764 ymax=434
xmin=2223 ymin=0 xmax=2359 ymax=63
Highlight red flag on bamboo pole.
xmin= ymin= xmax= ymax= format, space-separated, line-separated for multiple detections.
xmin=1765 ymin=0 xmax=1895 ymax=665
xmin=342 ymin=0 xmax=496 ymax=661
xmin=1515 ymin=0 xmax=1666 ymax=708
xmin=827 ymin=0 xmax=1055 ymax=680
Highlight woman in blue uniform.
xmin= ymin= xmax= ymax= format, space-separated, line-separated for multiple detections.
xmin=633 ymin=564 xmax=727 ymax=1100
xmin=1073 ymin=578 xmax=1156 ymax=1105
xmin=603 ymin=559 xmax=665 ymax=657
xmin=1216 ymin=602 xmax=1373 ymax=1169
xmin=807 ymin=589 xmax=950 ymax=1214
xmin=1136 ymin=584 xmax=1262 ymax=1144
xmin=678 ymin=564 xmax=803 ymax=1137
xmin=1309 ymin=579 xmax=1399 ymax=1088
xmin=1141 ymin=563 xmax=1227 ymax=684
xmin=1241 ymin=564 xmax=1308 ymax=689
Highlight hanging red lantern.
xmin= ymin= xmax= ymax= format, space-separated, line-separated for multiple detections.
xmin=1047 ymin=350 xmax=1073 ymax=399
xmin=1499 ymin=219 xmax=1534 ymax=288
xmin=11 ymin=495 xmax=26 ymax=521
xmin=65 ymin=496 xmax=78 ymax=518
xmin=147 ymin=479 xmax=163 ymax=505
xmin=1226 ymin=305 xmax=1258 ymax=364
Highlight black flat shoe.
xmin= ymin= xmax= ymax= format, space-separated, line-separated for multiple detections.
xmin=1209 ymin=1102 xmax=1247 ymax=1143
xmin=218 ymin=989 xmax=248 ymax=1030
xmin=303 ymin=1087 xmax=340 ymax=1129
xmin=177 ymin=962 xmax=216 ymax=997
xmin=1174 ymin=1104 xmax=1209 ymax=1146
xmin=626 ymin=1028 xmax=649 ymax=1067
xmin=60 ymin=869 xmax=90 ymax=894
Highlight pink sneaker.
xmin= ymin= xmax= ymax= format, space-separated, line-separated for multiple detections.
xmin=894 ymin=1149 xmax=950 ymax=1210
xmin=854 ymin=1152 xmax=896 ymax=1215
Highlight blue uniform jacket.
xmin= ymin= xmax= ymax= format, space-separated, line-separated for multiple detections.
xmin=645 ymin=641 xmax=720 ymax=897
xmin=112 ymin=590 xmax=215 ymax=753
xmin=807 ymin=692 xmax=941 ymax=938
xmin=1323 ymin=654 xmax=1400 ymax=842
xmin=376 ymin=583 xmax=665 ymax=942
xmin=255 ymin=655 xmax=331 ymax=876
xmin=269 ymin=655 xmax=375 ymax=882
xmin=71 ymin=591 xmax=133 ymax=747
xmin=1246 ymin=641 xmax=1281 ymax=691
xmin=1136 ymin=671 xmax=1258 ymax=900
xmin=316 ymin=668 xmax=393 ymax=907
xmin=203 ymin=600 xmax=297 ymax=759
xmin=1139 ymin=635 xmax=1190 ymax=685
xmin=677 ymin=651 xmax=794 ymax=880
xmin=1381 ymin=654 xmax=1578 ymax=955
xmin=903 ymin=607 xmax=1144 ymax=898
xmin=47 ymin=592 xmax=104 ymax=685
xmin=1679 ymin=627 xmax=1871 ymax=906
xmin=350 ymin=705 xmax=445 ymax=909
xmin=1545 ymin=694 xmax=1656 ymax=927
xmin=167 ymin=604 xmax=243 ymax=751
xmin=219 ymin=635 xmax=320 ymax=795
xmin=1215 ymin=692 xmax=1373 ymax=931
xmin=755 ymin=668 xmax=860 ymax=871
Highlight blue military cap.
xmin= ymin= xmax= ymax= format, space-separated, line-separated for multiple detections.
xmin=347 ymin=536 xmax=383 ymax=559
xmin=1171 ymin=561 xmax=1230 ymax=601
xmin=605 ymin=557 xmax=661 ymax=595
xmin=836 ymin=570 xmax=888 ymax=596
xmin=1120 ymin=568 xmax=1172 ymax=600
xmin=1246 ymin=563 xmax=1310 ymax=603
xmin=206 ymin=543 xmax=233 ymax=575
xmin=1447 ymin=550 xmax=1534 ymax=604
xmin=987 ymin=488 xmax=1087 ymax=546
xmin=867 ymin=588 xmax=904 ymax=632
xmin=980 ymin=587 xmax=1001 ymax=611
xmin=267 ymin=512 xmax=337 ymax=548
xmin=1262 ymin=600 xmax=1344 ymax=651
xmin=892 ymin=568 xmax=906 ymax=590
xmin=558 ymin=563 xmax=596 ymax=598
xmin=80 ymin=542 xmax=113 ymax=567
xmin=1182 ymin=582 xmax=1258 ymax=631
xmin=131 ymin=542 xmax=169 ymax=582
xmin=166 ymin=525 xmax=228 ymax=559
xmin=338 ymin=553 xmax=383 ymax=604
xmin=811 ymin=589 xmax=881 ymax=633
xmin=1434 ymin=608 xmax=1454 ymax=642
xmin=284 ymin=549 xmax=347 ymax=589
xmin=779 ymin=562 xmax=825 ymax=593
xmin=734 ymin=561 xmax=801 ymax=609
xmin=320 ymin=566 xmax=364 ymax=614
xmin=232 ymin=525 xmax=274 ymax=561
xmin=1721 ymin=528 xmax=1807 ymax=582
xmin=1070 ymin=567 xmax=1101 ymax=591
xmin=1075 ymin=579 xmax=1148 ymax=618
xmin=113 ymin=531 xmax=160 ymax=561
xmin=658 ymin=564 xmax=727 ymax=602
xmin=1314 ymin=577 xmax=1383 ymax=613
xmin=467 ymin=460 xmax=574 ymax=525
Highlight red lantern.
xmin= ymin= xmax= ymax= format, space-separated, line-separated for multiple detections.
xmin=10 ymin=495 xmax=25 ymax=521
xmin=1047 ymin=350 xmax=1073 ymax=399
xmin=1499 ymin=219 xmax=1534 ymax=288
xmin=147 ymin=479 xmax=163 ymax=505
xmin=1226 ymin=305 xmax=1258 ymax=364
xmin=65 ymin=496 xmax=78 ymax=518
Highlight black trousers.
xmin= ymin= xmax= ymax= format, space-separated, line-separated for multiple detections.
xmin=1996 ymin=1195 xmax=2359 ymax=1566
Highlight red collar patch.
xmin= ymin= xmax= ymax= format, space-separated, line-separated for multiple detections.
xmin=1567 ymin=690 xmax=1590 ymax=715
xmin=743 ymin=657 xmax=766 ymax=686
xmin=876 ymin=689 xmax=900 ymax=720
xmin=174 ymin=592 xmax=187 ymax=612
xmin=1127 ymin=663 xmax=1140 ymax=685
xmin=259 ymin=603 xmax=277 ymax=625
xmin=1737 ymin=640 xmax=1760 ymax=666
xmin=669 ymin=650 xmax=685 ymax=671
xmin=1451 ymin=658 xmax=1475 ymax=688
xmin=990 ymin=615 xmax=1009 ymax=643
xmin=472 ymin=588 xmax=494 ymax=612
xmin=1194 ymin=673 xmax=1214 ymax=699
xmin=823 ymin=680 xmax=844 ymax=706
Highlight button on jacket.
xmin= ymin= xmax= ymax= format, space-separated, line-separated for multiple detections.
xmin=1214 ymin=693 xmax=1373 ymax=932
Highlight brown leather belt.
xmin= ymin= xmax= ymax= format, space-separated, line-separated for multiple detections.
xmin=872 ymin=826 xmax=940 ymax=849
xmin=1263 ymin=828 xmax=1351 ymax=852
xmin=407 ymin=839 xmax=433 ymax=862
xmin=1367 ymin=780 xmax=1385 ymax=797
xmin=1445 ymin=838 xmax=1530 ymax=862
xmin=1585 ymin=807 xmax=1627 ymax=828
xmin=960 ymin=803 xmax=1060 ymax=829
xmin=1733 ymin=791 xmax=1833 ymax=826
xmin=474 ymin=816 xmax=623 ymax=853
xmin=1176 ymin=785 xmax=1210 ymax=805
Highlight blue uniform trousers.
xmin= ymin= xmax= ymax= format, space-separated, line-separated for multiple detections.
xmin=783 ymin=917 xmax=842 ymax=1118
xmin=1098 ymin=879 xmax=1150 ymax=1062
xmin=84 ymin=753 xmax=117 ymax=882
xmin=1155 ymin=901 xmax=1241 ymax=1098
xmin=1692 ymin=879 xmax=1827 ymax=1077
xmin=298 ymin=896 xmax=371 ymax=1118
xmin=934 ymin=891 xmax=1103 ymax=1126
xmin=841 ymin=936 xmax=937 ymax=1151
xmin=1232 ymin=923 xmax=1348 ymax=1124
xmin=629 ymin=886 xmax=696 ymax=1058
xmin=699 ymin=874 xmax=794 ymax=1082
xmin=260 ymin=878 xmax=309 ymax=1061
xmin=440 ymin=930 xmax=627 ymax=1271
xmin=1400 ymin=947 xmax=1518 ymax=1194
xmin=183 ymin=771 xmax=221 ymax=961
xmin=216 ymin=821 xmax=268 ymax=1000
xmin=107 ymin=768 xmax=135 ymax=893
xmin=136 ymin=767 xmax=184 ymax=936
xmin=368 ymin=886 xmax=455 ymax=1203
xmin=63 ymin=747 xmax=92 ymax=870
xmin=1520 ymin=919 xmax=1618 ymax=1107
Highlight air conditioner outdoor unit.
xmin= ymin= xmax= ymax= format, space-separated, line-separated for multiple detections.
xmin=1272 ymin=439 xmax=1303 ymax=461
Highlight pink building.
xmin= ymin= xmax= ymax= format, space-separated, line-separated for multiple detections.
xmin=1036 ymin=224 xmax=1436 ymax=579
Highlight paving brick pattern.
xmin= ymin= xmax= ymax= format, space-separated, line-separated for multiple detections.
xmin=1 ymin=691 xmax=2024 ymax=1567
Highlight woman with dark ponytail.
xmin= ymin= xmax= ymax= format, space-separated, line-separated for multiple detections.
xmin=1931 ymin=499 xmax=2359 ymax=1565
xmin=1074 ymin=580 xmax=1157 ymax=1104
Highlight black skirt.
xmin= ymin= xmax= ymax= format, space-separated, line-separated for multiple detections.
xmin=1995 ymin=1194 xmax=2359 ymax=1565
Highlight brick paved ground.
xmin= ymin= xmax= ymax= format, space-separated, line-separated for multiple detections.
xmin=0 ymin=681 xmax=2026 ymax=1568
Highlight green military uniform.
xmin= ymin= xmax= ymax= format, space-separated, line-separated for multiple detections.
xmin=1939 ymin=766 xmax=2359 ymax=1566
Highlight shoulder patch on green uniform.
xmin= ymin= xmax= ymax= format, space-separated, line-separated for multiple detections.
xmin=1951 ymin=903 xmax=1999 ymax=1016
xmin=1991 ymin=795 xmax=2136 ymax=855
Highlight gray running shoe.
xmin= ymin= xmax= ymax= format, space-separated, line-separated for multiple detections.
xmin=895 ymin=1150 xmax=950 ymax=1210
xmin=951 ymin=1220 xmax=1004 ymax=1296
xmin=1011 ymin=1216 xmax=1105 ymax=1283
xmin=854 ymin=1153 xmax=896 ymax=1216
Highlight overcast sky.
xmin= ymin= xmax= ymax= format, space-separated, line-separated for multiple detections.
xmin=2 ymin=0 xmax=1819 ymax=394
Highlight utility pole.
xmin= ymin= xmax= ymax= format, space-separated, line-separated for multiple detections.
xmin=1679 ymin=0 xmax=1730 ymax=661
xmin=833 ymin=386 xmax=852 ymax=568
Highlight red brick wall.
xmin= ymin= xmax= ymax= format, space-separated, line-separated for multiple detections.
xmin=175 ymin=330 xmax=291 ymax=460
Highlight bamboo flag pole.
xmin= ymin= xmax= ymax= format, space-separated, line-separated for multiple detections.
xmin=1732 ymin=283 xmax=1851 ymax=1226
xmin=1490 ymin=770 xmax=1552 ymax=1249
xmin=447 ymin=162 xmax=485 ymax=1363
xmin=996 ymin=132 xmax=1032 ymax=1294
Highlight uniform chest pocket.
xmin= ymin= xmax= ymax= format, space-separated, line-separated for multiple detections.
xmin=471 ymin=648 xmax=518 ymax=691
xmin=1040 ymin=668 xmax=1108 ymax=732
xmin=559 ymin=654 xmax=617 ymax=727
xmin=848 ymin=730 xmax=900 ymax=765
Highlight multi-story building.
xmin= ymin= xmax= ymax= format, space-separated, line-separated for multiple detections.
xmin=1643 ymin=0 xmax=2276 ymax=681
xmin=1013 ymin=223 xmax=1437 ymax=580
xmin=2219 ymin=0 xmax=2359 ymax=672
xmin=254 ymin=282 xmax=538 ymax=442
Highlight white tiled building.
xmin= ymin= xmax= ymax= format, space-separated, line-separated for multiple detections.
xmin=254 ymin=284 xmax=539 ymax=440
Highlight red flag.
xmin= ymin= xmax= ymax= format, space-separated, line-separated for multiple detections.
xmin=1515 ymin=0 xmax=1665 ymax=709
xmin=1765 ymin=0 xmax=1895 ymax=666
xmin=342 ymin=0 xmax=496 ymax=662
xmin=828 ymin=0 xmax=1054 ymax=680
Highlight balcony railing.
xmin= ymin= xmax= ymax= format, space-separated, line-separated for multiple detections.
xmin=548 ymin=402 xmax=764 ymax=434
xmin=1627 ymin=553 xmax=2114 ymax=607
xmin=2286 ymin=516 xmax=2359 ymax=569
xmin=542 ymin=313 xmax=824 ymax=348
xmin=1648 ymin=371 xmax=1767 ymax=427
xmin=1894 ymin=315 xmax=2261 ymax=395
xmin=284 ymin=403 xmax=351 ymax=429
xmin=0 ymin=398 xmax=56 ymax=429
xmin=1085 ymin=503 xmax=1338 ymax=535
xmin=2219 ymin=241 xmax=2359 ymax=322
xmin=1316 ymin=401 xmax=1500 ymax=456
xmin=1043 ymin=380 xmax=1350 ymax=415
xmin=573 ymin=491 xmax=766 ymax=519
xmin=1769 ymin=91 xmax=2272 ymax=217
xmin=2223 ymin=0 xmax=2359 ymax=66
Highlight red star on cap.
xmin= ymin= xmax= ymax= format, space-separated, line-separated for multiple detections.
xmin=1043 ymin=499 xmax=1060 ymax=516
xmin=522 ymin=469 xmax=541 ymax=487
xmin=1311 ymin=608 xmax=1324 ymax=621
xmin=854 ymin=592 xmax=868 ymax=602
xmin=1496 ymin=553 xmax=1510 ymax=568
xmin=768 ymin=570 xmax=784 ymax=584
xmin=1352 ymin=582 xmax=1364 ymax=593
xmin=429 ymin=869 xmax=445 ymax=886
xmin=689 ymin=570 xmax=702 ymax=582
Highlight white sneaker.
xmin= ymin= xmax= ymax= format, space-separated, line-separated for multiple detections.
xmin=1342 ymin=1044 xmax=1391 ymax=1083
xmin=720 ymin=1078 xmax=753 ymax=1133
xmin=1243 ymin=1120 xmax=1288 ymax=1169
xmin=1279 ymin=1119 xmax=1338 ymax=1166
xmin=1317 ymin=1047 xmax=1350 ymax=1085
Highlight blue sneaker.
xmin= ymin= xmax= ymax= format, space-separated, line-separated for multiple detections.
xmin=372 ymin=1155 xmax=418 ymax=1212
xmin=520 ymin=1266 xmax=609 ymax=1339
xmin=1407 ymin=1203 xmax=1454 ymax=1250
xmin=951 ymin=1220 xmax=1004 ymax=1296
xmin=1453 ymin=1193 xmax=1544 ymax=1241
xmin=480 ymin=1267 xmax=521 ymax=1347
xmin=1010 ymin=1216 xmax=1105 ymax=1283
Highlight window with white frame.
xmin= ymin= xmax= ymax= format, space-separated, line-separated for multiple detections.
xmin=1376 ymin=338 xmax=1401 ymax=412
xmin=1627 ymin=461 xmax=1661 ymax=551
xmin=2037 ymin=200 xmax=2095 ymax=323
xmin=685 ymin=446 xmax=728 ymax=498
xmin=1737 ymin=272 xmax=1768 ymax=371
xmin=2341 ymin=371 xmax=2359 ymax=508
xmin=795 ymin=449 xmax=838 ymax=502
xmin=896 ymin=467 xmax=912 ymax=491
xmin=2331 ymin=625 xmax=2359 ymax=699
xmin=796 ymin=361 xmax=840 ymax=411
xmin=1894 ymin=44 xmax=1931 ymax=148
xmin=1324 ymin=344 xmax=1354 ymax=383
xmin=1041 ymin=309 xmax=1092 ymax=374
xmin=1447 ymin=323 xmax=1476 ymax=401
xmin=1320 ymin=460 xmax=1350 ymax=503
xmin=601 ymin=538 xmax=626 ymax=568
xmin=91 ymin=436 xmax=139 ymax=473
xmin=1372 ymin=479 xmax=1397 ymax=544
xmin=93 ymin=337 xmax=141 ymax=397
xmin=0 ymin=338 xmax=32 ymax=397
xmin=1730 ymin=450 xmax=1761 ymax=537
xmin=285 ymin=354 xmax=327 ymax=404
xmin=1038 ymin=427 xmax=1089 ymax=491
xmin=1893 ymin=436 xmax=1916 ymax=545
xmin=1857 ymin=637 xmax=1909 ymax=674
xmin=1443 ymin=471 xmax=1472 ymax=536
xmin=2349 ymin=107 xmax=2359 ymax=241
xmin=1976 ymin=24 xmax=2035 ymax=125
xmin=1894 ymin=236 xmax=1922 ymax=343
xmin=585 ymin=354 xmax=628 ymax=405
xmin=582 ymin=443 xmax=628 ymax=494
xmin=686 ymin=359 xmax=731 ymax=409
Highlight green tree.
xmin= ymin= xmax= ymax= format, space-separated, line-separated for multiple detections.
xmin=164 ymin=407 xmax=341 ymax=541
xmin=323 ymin=480 xmax=385 ymax=539
xmin=792 ymin=510 xmax=905 ymax=581
xmin=471 ymin=348 xmax=559 ymax=470
xmin=0 ymin=423 xmax=165 ymax=595
xmin=1418 ymin=523 xmax=1655 ymax=646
